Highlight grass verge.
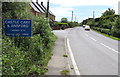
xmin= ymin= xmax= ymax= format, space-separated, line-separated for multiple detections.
xmin=92 ymin=29 xmax=120 ymax=41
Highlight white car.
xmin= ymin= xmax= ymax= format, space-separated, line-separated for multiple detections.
xmin=82 ymin=25 xmax=86 ymax=28
xmin=85 ymin=26 xmax=90 ymax=31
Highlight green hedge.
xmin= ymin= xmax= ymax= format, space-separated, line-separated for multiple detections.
xmin=68 ymin=22 xmax=79 ymax=28
xmin=54 ymin=22 xmax=68 ymax=26
xmin=111 ymin=29 xmax=120 ymax=38
xmin=92 ymin=27 xmax=110 ymax=35
xmin=93 ymin=26 xmax=120 ymax=38
xmin=111 ymin=17 xmax=120 ymax=38
xmin=2 ymin=2 xmax=56 ymax=76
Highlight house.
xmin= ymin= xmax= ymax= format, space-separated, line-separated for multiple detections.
xmin=30 ymin=1 xmax=55 ymax=21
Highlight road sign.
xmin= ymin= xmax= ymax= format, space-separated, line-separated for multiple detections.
xmin=4 ymin=19 xmax=32 ymax=37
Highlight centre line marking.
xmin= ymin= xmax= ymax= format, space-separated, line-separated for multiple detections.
xmin=90 ymin=37 xmax=97 ymax=42
xmin=100 ymin=43 xmax=119 ymax=53
xmin=67 ymin=38 xmax=81 ymax=75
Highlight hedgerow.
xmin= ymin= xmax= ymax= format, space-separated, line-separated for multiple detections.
xmin=81 ymin=11 xmax=120 ymax=38
xmin=2 ymin=2 xmax=56 ymax=76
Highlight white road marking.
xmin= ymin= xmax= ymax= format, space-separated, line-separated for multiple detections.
xmin=100 ymin=43 xmax=119 ymax=53
xmin=66 ymin=38 xmax=81 ymax=75
xmin=90 ymin=37 xmax=97 ymax=42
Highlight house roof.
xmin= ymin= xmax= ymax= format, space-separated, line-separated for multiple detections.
xmin=36 ymin=2 xmax=46 ymax=13
xmin=30 ymin=3 xmax=39 ymax=13
xmin=40 ymin=2 xmax=54 ymax=16
xmin=30 ymin=2 xmax=55 ymax=16
xmin=30 ymin=2 xmax=44 ymax=13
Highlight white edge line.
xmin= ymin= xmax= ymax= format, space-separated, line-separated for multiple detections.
xmin=100 ymin=43 xmax=119 ymax=53
xmin=66 ymin=38 xmax=81 ymax=75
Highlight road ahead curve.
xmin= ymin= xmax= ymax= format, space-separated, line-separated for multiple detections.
xmin=67 ymin=27 xmax=118 ymax=75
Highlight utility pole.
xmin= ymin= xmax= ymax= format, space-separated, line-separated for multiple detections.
xmin=93 ymin=11 xmax=95 ymax=19
xmin=71 ymin=11 xmax=73 ymax=22
xmin=93 ymin=11 xmax=95 ymax=26
xmin=46 ymin=0 xmax=49 ymax=18
xmin=75 ymin=16 xmax=76 ymax=22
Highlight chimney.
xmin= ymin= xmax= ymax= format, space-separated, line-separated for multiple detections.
xmin=41 ymin=2 xmax=43 ymax=5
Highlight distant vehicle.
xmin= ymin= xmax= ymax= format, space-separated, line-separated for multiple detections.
xmin=85 ymin=26 xmax=90 ymax=31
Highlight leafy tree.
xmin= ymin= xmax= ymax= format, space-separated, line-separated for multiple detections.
xmin=2 ymin=2 xmax=56 ymax=75
xmin=111 ymin=17 xmax=120 ymax=38
xmin=61 ymin=17 xmax=68 ymax=23
xmin=102 ymin=8 xmax=115 ymax=17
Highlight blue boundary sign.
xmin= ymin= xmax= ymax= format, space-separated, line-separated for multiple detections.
xmin=4 ymin=19 xmax=32 ymax=37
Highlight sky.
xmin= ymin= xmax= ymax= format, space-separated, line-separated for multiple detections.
xmin=32 ymin=0 xmax=119 ymax=22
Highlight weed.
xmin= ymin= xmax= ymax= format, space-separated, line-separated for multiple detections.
xmin=60 ymin=70 xmax=69 ymax=75
xmin=63 ymin=54 xmax=68 ymax=57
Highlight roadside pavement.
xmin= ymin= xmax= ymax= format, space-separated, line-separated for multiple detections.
xmin=46 ymin=29 xmax=75 ymax=75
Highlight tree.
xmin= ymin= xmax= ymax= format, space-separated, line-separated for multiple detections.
xmin=111 ymin=17 xmax=120 ymax=38
xmin=102 ymin=8 xmax=115 ymax=17
xmin=61 ymin=17 xmax=68 ymax=23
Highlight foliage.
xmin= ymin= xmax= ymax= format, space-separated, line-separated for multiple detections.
xmin=92 ymin=27 xmax=110 ymax=35
xmin=61 ymin=17 xmax=68 ymax=23
xmin=81 ymin=8 xmax=120 ymax=39
xmin=93 ymin=29 xmax=120 ymax=41
xmin=54 ymin=22 xmax=68 ymax=27
xmin=101 ymin=8 xmax=115 ymax=17
xmin=63 ymin=54 xmax=68 ymax=57
xmin=2 ymin=2 xmax=56 ymax=76
xmin=68 ymin=22 xmax=79 ymax=28
xmin=111 ymin=17 xmax=120 ymax=38
xmin=60 ymin=70 xmax=69 ymax=75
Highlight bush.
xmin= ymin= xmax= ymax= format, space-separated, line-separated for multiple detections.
xmin=111 ymin=29 xmax=120 ymax=38
xmin=111 ymin=17 xmax=120 ymax=38
xmin=101 ymin=29 xmax=110 ymax=34
xmin=92 ymin=27 xmax=110 ymax=35
xmin=2 ymin=2 xmax=56 ymax=76
xmin=82 ymin=8 xmax=119 ymax=38
xmin=68 ymin=22 xmax=78 ymax=28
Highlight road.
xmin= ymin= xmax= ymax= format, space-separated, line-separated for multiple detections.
xmin=66 ymin=27 xmax=118 ymax=75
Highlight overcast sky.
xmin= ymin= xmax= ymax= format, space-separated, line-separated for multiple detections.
xmin=32 ymin=0 xmax=119 ymax=22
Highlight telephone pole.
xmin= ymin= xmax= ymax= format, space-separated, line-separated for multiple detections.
xmin=71 ymin=11 xmax=73 ymax=22
xmin=75 ymin=16 xmax=76 ymax=22
xmin=93 ymin=11 xmax=95 ymax=26
xmin=46 ymin=0 xmax=49 ymax=18
xmin=93 ymin=11 xmax=95 ymax=19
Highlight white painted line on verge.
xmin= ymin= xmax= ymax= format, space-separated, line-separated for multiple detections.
xmin=90 ymin=37 xmax=97 ymax=42
xmin=66 ymin=38 xmax=81 ymax=75
xmin=100 ymin=43 xmax=119 ymax=54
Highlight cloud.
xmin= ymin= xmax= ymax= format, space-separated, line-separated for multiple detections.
xmin=50 ymin=6 xmax=74 ymax=21
xmin=34 ymin=0 xmax=119 ymax=21
xmin=50 ymin=0 xmax=119 ymax=7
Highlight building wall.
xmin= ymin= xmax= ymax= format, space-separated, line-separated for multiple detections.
xmin=30 ymin=5 xmax=55 ymax=21
xmin=49 ymin=14 xmax=55 ymax=21
xmin=30 ymin=8 xmax=41 ymax=16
